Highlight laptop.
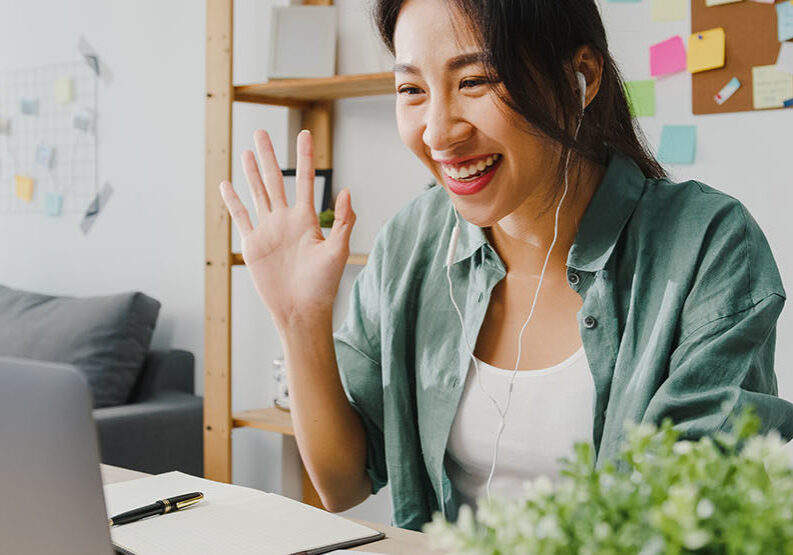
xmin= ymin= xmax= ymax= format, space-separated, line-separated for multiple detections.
xmin=0 ymin=355 xmax=115 ymax=554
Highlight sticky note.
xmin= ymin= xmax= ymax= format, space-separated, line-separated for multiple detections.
xmin=652 ymin=0 xmax=686 ymax=21
xmin=777 ymin=2 xmax=793 ymax=43
xmin=706 ymin=0 xmax=742 ymax=5
xmin=650 ymin=36 xmax=687 ymax=77
xmin=625 ymin=80 xmax=656 ymax=117
xmin=73 ymin=106 xmax=95 ymax=132
xmin=658 ymin=125 xmax=696 ymax=164
xmin=15 ymin=175 xmax=34 ymax=203
xmin=55 ymin=77 xmax=73 ymax=104
xmin=20 ymin=98 xmax=38 ymax=115
xmin=45 ymin=193 xmax=63 ymax=217
xmin=36 ymin=144 xmax=55 ymax=169
xmin=714 ymin=77 xmax=741 ymax=105
xmin=778 ymin=42 xmax=793 ymax=75
xmin=687 ymin=28 xmax=726 ymax=74
xmin=752 ymin=65 xmax=793 ymax=109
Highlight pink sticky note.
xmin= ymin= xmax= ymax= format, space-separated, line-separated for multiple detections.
xmin=650 ymin=36 xmax=687 ymax=77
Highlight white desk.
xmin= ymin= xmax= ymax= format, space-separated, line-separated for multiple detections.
xmin=100 ymin=464 xmax=445 ymax=555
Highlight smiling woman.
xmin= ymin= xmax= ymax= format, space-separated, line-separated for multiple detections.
xmin=219 ymin=0 xmax=793 ymax=533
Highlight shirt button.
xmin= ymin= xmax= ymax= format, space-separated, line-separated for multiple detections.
xmin=567 ymin=271 xmax=580 ymax=287
xmin=583 ymin=315 xmax=597 ymax=329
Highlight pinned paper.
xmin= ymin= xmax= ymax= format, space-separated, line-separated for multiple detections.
xmin=55 ymin=77 xmax=73 ymax=104
xmin=658 ymin=125 xmax=697 ymax=165
xmin=35 ymin=144 xmax=55 ymax=169
xmin=15 ymin=175 xmax=34 ymax=203
xmin=752 ymin=65 xmax=793 ymax=109
xmin=20 ymin=98 xmax=39 ymax=115
xmin=778 ymin=42 xmax=793 ymax=75
xmin=624 ymin=80 xmax=656 ymax=117
xmin=652 ymin=0 xmax=686 ymax=21
xmin=0 ymin=117 xmax=9 ymax=134
xmin=777 ymin=1 xmax=793 ymax=43
xmin=705 ymin=0 xmax=742 ymax=5
xmin=650 ymin=36 xmax=687 ymax=77
xmin=73 ymin=106 xmax=95 ymax=132
xmin=45 ymin=192 xmax=63 ymax=217
xmin=80 ymin=182 xmax=113 ymax=234
xmin=78 ymin=36 xmax=114 ymax=86
xmin=687 ymin=28 xmax=726 ymax=74
xmin=714 ymin=77 xmax=741 ymax=105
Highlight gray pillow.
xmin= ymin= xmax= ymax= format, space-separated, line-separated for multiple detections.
xmin=0 ymin=285 xmax=160 ymax=408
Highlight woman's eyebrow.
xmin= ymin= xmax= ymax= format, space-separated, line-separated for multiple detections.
xmin=393 ymin=52 xmax=487 ymax=75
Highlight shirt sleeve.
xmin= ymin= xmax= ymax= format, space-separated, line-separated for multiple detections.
xmin=332 ymin=231 xmax=388 ymax=495
xmin=644 ymin=199 xmax=793 ymax=441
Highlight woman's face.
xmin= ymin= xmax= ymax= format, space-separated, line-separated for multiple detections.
xmin=393 ymin=0 xmax=559 ymax=227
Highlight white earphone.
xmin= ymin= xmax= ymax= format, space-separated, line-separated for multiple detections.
xmin=443 ymin=70 xmax=588 ymax=508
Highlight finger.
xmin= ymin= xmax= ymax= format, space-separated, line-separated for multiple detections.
xmin=219 ymin=181 xmax=254 ymax=236
xmin=241 ymin=150 xmax=272 ymax=216
xmin=328 ymin=188 xmax=356 ymax=247
xmin=295 ymin=130 xmax=316 ymax=213
xmin=253 ymin=129 xmax=287 ymax=209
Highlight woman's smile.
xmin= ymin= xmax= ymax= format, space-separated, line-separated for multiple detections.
xmin=440 ymin=153 xmax=503 ymax=196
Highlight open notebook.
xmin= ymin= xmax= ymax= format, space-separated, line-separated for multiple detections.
xmin=104 ymin=471 xmax=384 ymax=555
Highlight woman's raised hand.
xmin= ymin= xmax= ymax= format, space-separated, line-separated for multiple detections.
xmin=219 ymin=129 xmax=356 ymax=330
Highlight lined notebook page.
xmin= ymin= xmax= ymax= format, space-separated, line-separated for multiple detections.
xmin=104 ymin=472 xmax=382 ymax=555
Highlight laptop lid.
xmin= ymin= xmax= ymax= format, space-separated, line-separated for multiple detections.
xmin=0 ymin=356 xmax=114 ymax=555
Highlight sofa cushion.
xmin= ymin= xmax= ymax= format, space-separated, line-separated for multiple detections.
xmin=0 ymin=285 xmax=161 ymax=408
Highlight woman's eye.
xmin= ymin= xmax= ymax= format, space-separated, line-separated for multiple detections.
xmin=397 ymin=86 xmax=423 ymax=95
xmin=460 ymin=78 xmax=488 ymax=89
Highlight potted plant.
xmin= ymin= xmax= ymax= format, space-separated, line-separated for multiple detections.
xmin=318 ymin=208 xmax=334 ymax=238
xmin=425 ymin=405 xmax=793 ymax=554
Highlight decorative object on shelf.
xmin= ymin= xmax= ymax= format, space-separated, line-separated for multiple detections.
xmin=281 ymin=167 xmax=332 ymax=212
xmin=268 ymin=6 xmax=338 ymax=79
xmin=425 ymin=405 xmax=793 ymax=553
xmin=272 ymin=357 xmax=289 ymax=411
xmin=318 ymin=208 xmax=334 ymax=238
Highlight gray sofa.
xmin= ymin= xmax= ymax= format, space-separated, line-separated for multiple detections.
xmin=94 ymin=349 xmax=203 ymax=477
xmin=0 ymin=285 xmax=203 ymax=477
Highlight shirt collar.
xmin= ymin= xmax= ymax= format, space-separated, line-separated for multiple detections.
xmin=450 ymin=149 xmax=646 ymax=272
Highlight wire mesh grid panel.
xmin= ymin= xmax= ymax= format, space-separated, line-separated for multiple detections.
xmin=0 ymin=60 xmax=98 ymax=214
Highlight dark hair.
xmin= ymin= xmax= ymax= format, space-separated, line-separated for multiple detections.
xmin=373 ymin=0 xmax=666 ymax=213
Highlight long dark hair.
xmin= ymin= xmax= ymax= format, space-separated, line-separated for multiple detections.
xmin=373 ymin=0 xmax=666 ymax=212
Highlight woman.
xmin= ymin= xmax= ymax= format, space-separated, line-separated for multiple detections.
xmin=219 ymin=0 xmax=793 ymax=531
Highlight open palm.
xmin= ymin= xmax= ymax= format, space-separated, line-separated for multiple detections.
xmin=219 ymin=129 xmax=356 ymax=330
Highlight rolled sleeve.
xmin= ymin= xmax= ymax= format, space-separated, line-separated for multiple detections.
xmin=333 ymin=233 xmax=388 ymax=495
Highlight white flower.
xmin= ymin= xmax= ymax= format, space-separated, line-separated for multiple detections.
xmin=696 ymin=498 xmax=715 ymax=519
xmin=683 ymin=529 xmax=711 ymax=550
xmin=673 ymin=440 xmax=694 ymax=455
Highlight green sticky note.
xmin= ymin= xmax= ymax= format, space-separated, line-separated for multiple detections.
xmin=657 ymin=125 xmax=696 ymax=165
xmin=625 ymin=80 xmax=656 ymax=117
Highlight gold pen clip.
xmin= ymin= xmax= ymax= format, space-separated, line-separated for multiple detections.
xmin=175 ymin=493 xmax=204 ymax=510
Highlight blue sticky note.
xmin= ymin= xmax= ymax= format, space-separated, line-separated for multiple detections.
xmin=45 ymin=192 xmax=63 ymax=217
xmin=778 ymin=2 xmax=793 ymax=43
xmin=658 ymin=125 xmax=696 ymax=165
xmin=784 ymin=98 xmax=793 ymax=108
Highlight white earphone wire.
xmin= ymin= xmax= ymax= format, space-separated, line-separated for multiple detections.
xmin=444 ymin=73 xmax=587 ymax=501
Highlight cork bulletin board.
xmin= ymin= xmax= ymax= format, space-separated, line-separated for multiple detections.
xmin=692 ymin=0 xmax=790 ymax=115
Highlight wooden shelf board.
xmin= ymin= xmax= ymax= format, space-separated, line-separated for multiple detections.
xmin=233 ymin=406 xmax=294 ymax=435
xmin=231 ymin=252 xmax=368 ymax=266
xmin=234 ymin=72 xmax=394 ymax=104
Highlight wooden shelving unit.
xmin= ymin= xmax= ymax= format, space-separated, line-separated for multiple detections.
xmin=204 ymin=0 xmax=391 ymax=508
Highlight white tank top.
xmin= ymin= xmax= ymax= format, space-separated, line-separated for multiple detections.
xmin=446 ymin=346 xmax=594 ymax=510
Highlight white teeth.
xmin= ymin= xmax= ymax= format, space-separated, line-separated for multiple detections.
xmin=441 ymin=154 xmax=500 ymax=180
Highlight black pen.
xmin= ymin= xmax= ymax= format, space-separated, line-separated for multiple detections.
xmin=108 ymin=492 xmax=204 ymax=526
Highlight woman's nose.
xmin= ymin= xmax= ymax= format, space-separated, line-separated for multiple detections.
xmin=421 ymin=99 xmax=472 ymax=152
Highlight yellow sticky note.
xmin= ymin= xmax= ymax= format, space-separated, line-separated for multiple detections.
xmin=752 ymin=65 xmax=793 ymax=109
xmin=14 ymin=175 xmax=34 ymax=203
xmin=652 ymin=0 xmax=686 ymax=22
xmin=687 ymin=28 xmax=726 ymax=73
xmin=55 ymin=77 xmax=73 ymax=105
xmin=705 ymin=0 xmax=742 ymax=5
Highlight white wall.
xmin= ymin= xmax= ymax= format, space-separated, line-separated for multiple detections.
xmin=1 ymin=0 xmax=791 ymax=527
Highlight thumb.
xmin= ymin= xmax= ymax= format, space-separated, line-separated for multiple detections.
xmin=327 ymin=188 xmax=355 ymax=248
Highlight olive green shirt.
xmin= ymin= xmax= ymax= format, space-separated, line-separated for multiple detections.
xmin=332 ymin=150 xmax=793 ymax=531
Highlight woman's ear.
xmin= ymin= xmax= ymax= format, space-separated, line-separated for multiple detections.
xmin=573 ymin=45 xmax=604 ymax=109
